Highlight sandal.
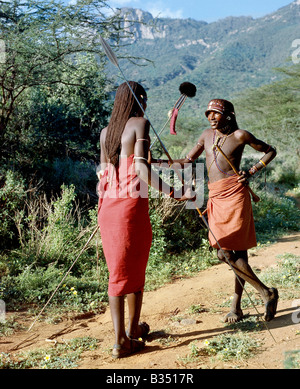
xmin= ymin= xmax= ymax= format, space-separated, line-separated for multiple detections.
xmin=264 ymin=288 xmax=279 ymax=322
xmin=224 ymin=309 xmax=244 ymax=324
xmin=126 ymin=322 xmax=150 ymax=341
xmin=112 ymin=339 xmax=145 ymax=359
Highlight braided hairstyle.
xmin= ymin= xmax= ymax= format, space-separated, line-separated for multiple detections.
xmin=105 ymin=81 xmax=147 ymax=167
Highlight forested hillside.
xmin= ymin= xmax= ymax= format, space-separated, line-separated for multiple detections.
xmin=112 ymin=2 xmax=300 ymax=132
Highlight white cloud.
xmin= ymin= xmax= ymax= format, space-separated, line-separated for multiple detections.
xmin=107 ymin=0 xmax=184 ymax=19
xmin=110 ymin=0 xmax=141 ymax=6
xmin=149 ymin=7 xmax=183 ymax=18
xmin=145 ymin=1 xmax=183 ymax=19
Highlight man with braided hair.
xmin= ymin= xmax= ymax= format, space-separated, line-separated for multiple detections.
xmin=173 ymin=99 xmax=279 ymax=323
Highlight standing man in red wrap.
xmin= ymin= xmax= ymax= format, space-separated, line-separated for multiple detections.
xmin=172 ymin=99 xmax=279 ymax=323
xmin=98 ymin=81 xmax=192 ymax=358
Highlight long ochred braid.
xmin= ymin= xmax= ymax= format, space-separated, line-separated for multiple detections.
xmin=105 ymin=81 xmax=147 ymax=167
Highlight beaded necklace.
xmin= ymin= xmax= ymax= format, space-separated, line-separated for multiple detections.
xmin=207 ymin=129 xmax=235 ymax=177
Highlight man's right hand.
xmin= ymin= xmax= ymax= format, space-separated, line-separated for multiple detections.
xmin=173 ymin=186 xmax=196 ymax=202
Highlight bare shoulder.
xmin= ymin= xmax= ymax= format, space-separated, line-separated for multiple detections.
xmin=100 ymin=126 xmax=108 ymax=142
xmin=127 ymin=116 xmax=148 ymax=126
xmin=202 ymin=128 xmax=212 ymax=137
xmin=126 ymin=117 xmax=150 ymax=137
xmin=233 ymin=129 xmax=256 ymax=143
xmin=199 ymin=128 xmax=212 ymax=142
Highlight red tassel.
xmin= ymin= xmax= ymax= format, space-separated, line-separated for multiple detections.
xmin=170 ymin=108 xmax=178 ymax=135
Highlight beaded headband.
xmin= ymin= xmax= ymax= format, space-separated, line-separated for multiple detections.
xmin=205 ymin=99 xmax=235 ymax=117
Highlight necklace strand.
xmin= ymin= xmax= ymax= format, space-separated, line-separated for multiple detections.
xmin=207 ymin=130 xmax=232 ymax=176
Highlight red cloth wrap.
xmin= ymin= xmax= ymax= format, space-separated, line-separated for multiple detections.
xmin=170 ymin=108 xmax=178 ymax=135
xmin=97 ymin=155 xmax=152 ymax=296
xmin=207 ymin=175 xmax=257 ymax=251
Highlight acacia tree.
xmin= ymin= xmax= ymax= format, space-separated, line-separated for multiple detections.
xmin=8 ymin=53 xmax=113 ymax=197
xmin=0 ymin=0 xmax=123 ymax=162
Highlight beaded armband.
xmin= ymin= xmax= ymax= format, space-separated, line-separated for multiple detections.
xmin=258 ymin=160 xmax=266 ymax=168
xmin=249 ymin=159 xmax=267 ymax=176
xmin=248 ymin=165 xmax=259 ymax=176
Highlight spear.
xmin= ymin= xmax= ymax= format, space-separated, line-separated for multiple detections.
xmin=99 ymin=36 xmax=276 ymax=343
xmin=213 ymin=142 xmax=260 ymax=203
xmin=195 ymin=207 xmax=276 ymax=343
xmin=99 ymin=36 xmax=175 ymax=165
xmin=27 ymin=225 xmax=99 ymax=332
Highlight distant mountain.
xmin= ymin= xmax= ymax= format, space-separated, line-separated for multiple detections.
xmin=108 ymin=2 xmax=300 ymax=131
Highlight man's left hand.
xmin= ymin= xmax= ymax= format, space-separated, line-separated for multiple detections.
xmin=238 ymin=170 xmax=250 ymax=185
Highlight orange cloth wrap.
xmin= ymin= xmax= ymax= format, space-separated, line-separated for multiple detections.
xmin=207 ymin=176 xmax=257 ymax=251
xmin=97 ymin=155 xmax=152 ymax=297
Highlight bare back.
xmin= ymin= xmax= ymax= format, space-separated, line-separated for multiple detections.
xmin=100 ymin=117 xmax=150 ymax=168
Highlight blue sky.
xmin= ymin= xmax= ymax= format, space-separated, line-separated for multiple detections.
xmin=106 ymin=0 xmax=294 ymax=22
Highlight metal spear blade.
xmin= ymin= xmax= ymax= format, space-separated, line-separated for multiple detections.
xmin=99 ymin=35 xmax=119 ymax=68
xmin=99 ymin=35 xmax=174 ymax=163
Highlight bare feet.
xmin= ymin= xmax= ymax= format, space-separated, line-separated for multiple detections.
xmin=224 ymin=309 xmax=244 ymax=324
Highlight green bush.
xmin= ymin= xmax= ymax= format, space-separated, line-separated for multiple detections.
xmin=0 ymin=171 xmax=26 ymax=249
xmin=0 ymin=266 xmax=108 ymax=311
xmin=9 ymin=184 xmax=100 ymax=274
xmin=268 ymin=155 xmax=300 ymax=188
xmin=261 ymin=253 xmax=300 ymax=291
xmin=202 ymin=332 xmax=261 ymax=361
xmin=253 ymin=188 xmax=300 ymax=244
xmin=284 ymin=351 xmax=300 ymax=369
xmin=1 ymin=174 xmax=299 ymax=315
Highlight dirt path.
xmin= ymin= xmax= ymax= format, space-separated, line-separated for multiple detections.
xmin=1 ymin=232 xmax=300 ymax=370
